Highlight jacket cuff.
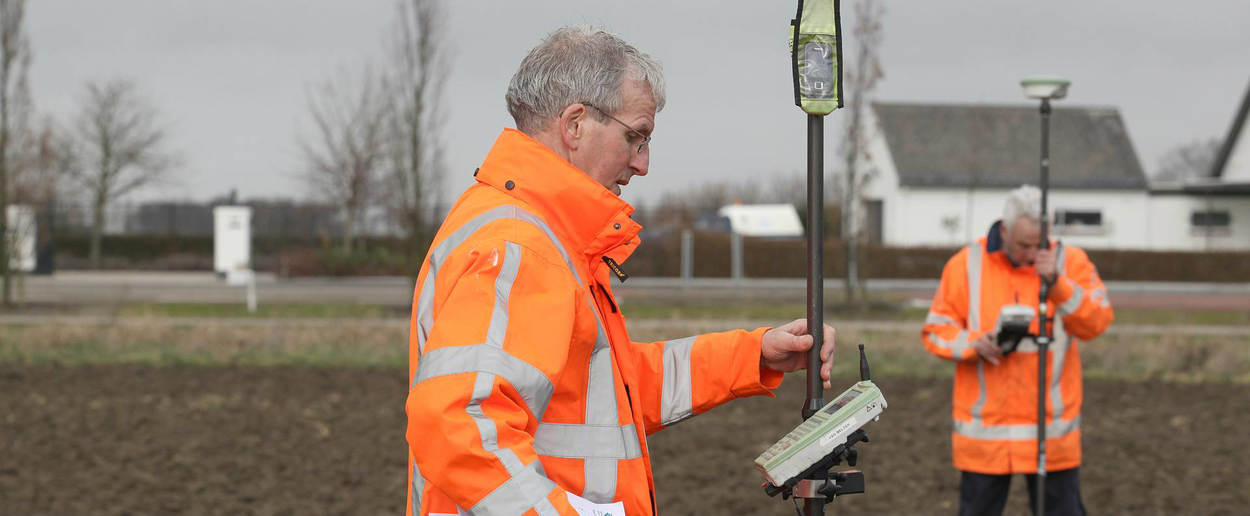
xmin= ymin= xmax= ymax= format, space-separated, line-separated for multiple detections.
xmin=731 ymin=326 xmax=783 ymax=398
xmin=1048 ymin=274 xmax=1075 ymax=304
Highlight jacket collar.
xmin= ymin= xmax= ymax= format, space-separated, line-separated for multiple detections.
xmin=476 ymin=129 xmax=642 ymax=263
xmin=986 ymin=220 xmax=1004 ymax=253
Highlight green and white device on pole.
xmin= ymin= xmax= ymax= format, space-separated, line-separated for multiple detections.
xmin=755 ymin=379 xmax=886 ymax=488
xmin=790 ymin=0 xmax=844 ymax=115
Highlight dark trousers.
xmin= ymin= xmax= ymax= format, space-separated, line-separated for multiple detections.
xmin=958 ymin=468 xmax=1086 ymax=516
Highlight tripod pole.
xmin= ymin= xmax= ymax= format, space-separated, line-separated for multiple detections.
xmin=803 ymin=113 xmax=826 ymax=516
xmin=1034 ymin=98 xmax=1052 ymax=516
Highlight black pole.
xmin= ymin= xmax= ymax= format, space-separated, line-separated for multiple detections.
xmin=1034 ymin=98 xmax=1052 ymax=516
xmin=803 ymin=113 xmax=826 ymax=516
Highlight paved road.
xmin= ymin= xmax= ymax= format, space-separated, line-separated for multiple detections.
xmin=2 ymin=313 xmax=1246 ymax=337
xmin=17 ymin=271 xmax=1250 ymax=310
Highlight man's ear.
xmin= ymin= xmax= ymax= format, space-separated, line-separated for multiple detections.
xmin=558 ymin=103 xmax=588 ymax=151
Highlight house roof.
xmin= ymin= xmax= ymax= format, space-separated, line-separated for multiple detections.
xmin=873 ymin=102 xmax=1148 ymax=190
xmin=1210 ymin=80 xmax=1250 ymax=180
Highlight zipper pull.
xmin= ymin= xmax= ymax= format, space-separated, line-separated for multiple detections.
xmin=602 ymin=256 xmax=629 ymax=283
xmin=596 ymin=284 xmax=618 ymax=313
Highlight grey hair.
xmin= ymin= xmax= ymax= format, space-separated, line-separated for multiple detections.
xmin=505 ymin=26 xmax=666 ymax=133
xmin=1003 ymin=184 xmax=1044 ymax=230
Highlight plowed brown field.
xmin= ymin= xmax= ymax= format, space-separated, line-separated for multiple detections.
xmin=2 ymin=365 xmax=1245 ymax=515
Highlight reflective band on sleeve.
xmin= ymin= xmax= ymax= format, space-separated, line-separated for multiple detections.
xmin=953 ymin=415 xmax=1081 ymax=441
xmin=927 ymin=330 xmax=971 ymax=358
xmin=966 ymin=243 xmax=983 ymax=331
xmin=1090 ymin=288 xmax=1109 ymax=308
xmin=468 ymin=461 xmax=560 ymax=516
xmin=660 ymin=336 xmax=696 ymax=426
xmin=533 ymin=422 xmax=643 ymax=460
xmin=411 ymin=460 xmax=424 ymax=516
xmin=925 ymin=311 xmax=958 ymax=327
xmin=413 ymin=344 xmax=554 ymax=420
xmin=1057 ymin=278 xmax=1084 ymax=316
xmin=485 ymin=242 xmax=523 ymax=348
xmin=467 ymin=372 xmax=526 ymax=474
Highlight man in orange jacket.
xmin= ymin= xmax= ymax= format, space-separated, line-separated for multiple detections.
xmin=405 ymin=26 xmax=837 ymax=516
xmin=922 ymin=185 xmax=1113 ymax=516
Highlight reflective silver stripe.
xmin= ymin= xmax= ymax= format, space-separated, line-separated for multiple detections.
xmin=485 ymin=243 xmax=523 ymax=348
xmin=1057 ymin=278 xmax=1085 ymax=316
xmin=413 ymin=344 xmax=553 ymax=420
xmin=411 ymin=460 xmax=424 ymax=516
xmin=417 ymin=206 xmax=582 ymax=356
xmin=1048 ymin=317 xmax=1068 ymax=422
xmin=533 ymin=422 xmax=644 ymax=459
xmin=966 ymin=242 xmax=983 ymax=331
xmin=468 ymin=461 xmax=559 ymax=516
xmin=660 ymin=336 xmax=696 ymax=426
xmin=969 ymin=359 xmax=988 ymax=425
xmin=582 ymin=321 xmax=620 ymax=501
xmin=925 ymin=311 xmax=958 ymax=327
xmin=583 ymin=457 xmax=617 ymax=503
xmin=1090 ymin=287 xmax=1109 ymax=308
xmin=468 ymin=372 xmax=526 ymax=474
xmin=927 ymin=330 xmax=971 ymax=358
xmin=953 ymin=415 xmax=1081 ymax=441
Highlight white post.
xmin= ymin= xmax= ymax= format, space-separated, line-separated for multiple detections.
xmin=731 ymin=231 xmax=744 ymax=281
xmin=680 ymin=229 xmax=693 ymax=280
xmin=246 ymin=273 xmax=257 ymax=314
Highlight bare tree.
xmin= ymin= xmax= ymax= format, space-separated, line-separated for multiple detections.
xmin=383 ymin=0 xmax=449 ymax=275
xmin=0 ymin=0 xmax=31 ymax=305
xmin=299 ymin=68 xmax=388 ymax=252
xmin=1155 ymin=138 xmax=1222 ymax=183
xmin=63 ymin=79 xmax=176 ymax=268
xmin=839 ymin=0 xmax=884 ymax=305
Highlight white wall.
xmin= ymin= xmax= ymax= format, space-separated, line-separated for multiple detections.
xmin=1146 ymin=195 xmax=1250 ymax=251
xmin=879 ymin=188 xmax=1152 ymax=250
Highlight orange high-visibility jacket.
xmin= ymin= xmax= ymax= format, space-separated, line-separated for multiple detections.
xmin=922 ymin=222 xmax=1113 ymax=475
xmin=406 ymin=129 xmax=783 ymax=516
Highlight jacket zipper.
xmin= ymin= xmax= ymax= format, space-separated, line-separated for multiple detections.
xmin=595 ymin=283 xmax=618 ymax=313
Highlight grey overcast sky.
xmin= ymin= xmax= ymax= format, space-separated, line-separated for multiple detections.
xmin=27 ymin=1 xmax=1250 ymax=207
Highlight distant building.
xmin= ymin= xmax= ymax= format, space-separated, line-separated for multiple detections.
xmin=716 ymin=204 xmax=804 ymax=238
xmin=862 ymin=101 xmax=1250 ymax=251
xmin=695 ymin=203 xmax=805 ymax=239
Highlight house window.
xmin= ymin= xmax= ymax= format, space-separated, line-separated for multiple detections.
xmin=1052 ymin=209 xmax=1106 ymax=235
xmin=1190 ymin=210 xmax=1231 ymax=236
xmin=1191 ymin=210 xmax=1230 ymax=227
xmin=1054 ymin=210 xmax=1102 ymax=227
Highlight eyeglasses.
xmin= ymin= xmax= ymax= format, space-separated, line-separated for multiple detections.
xmin=581 ymin=102 xmax=650 ymax=155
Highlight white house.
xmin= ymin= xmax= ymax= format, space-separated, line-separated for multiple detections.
xmin=1147 ymin=81 xmax=1250 ymax=250
xmin=860 ymin=101 xmax=1250 ymax=251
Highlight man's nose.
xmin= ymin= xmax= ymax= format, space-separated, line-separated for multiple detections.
xmin=630 ymin=150 xmax=649 ymax=176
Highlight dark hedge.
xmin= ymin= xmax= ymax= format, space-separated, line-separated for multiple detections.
xmin=46 ymin=233 xmax=1250 ymax=282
